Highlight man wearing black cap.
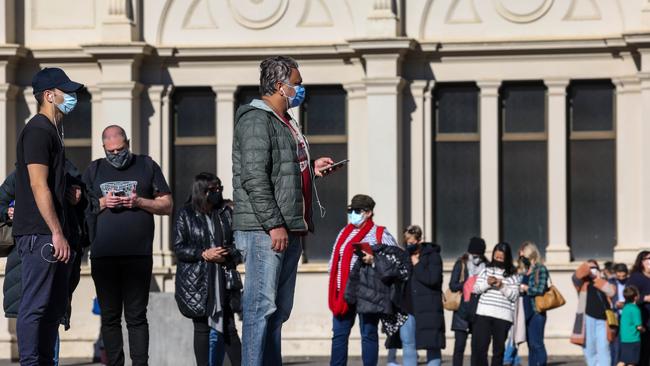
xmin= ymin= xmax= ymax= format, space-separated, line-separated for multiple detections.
xmin=12 ymin=67 xmax=83 ymax=365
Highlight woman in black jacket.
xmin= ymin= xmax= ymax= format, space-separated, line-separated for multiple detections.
xmin=448 ymin=237 xmax=487 ymax=366
xmin=399 ymin=225 xmax=445 ymax=366
xmin=173 ymin=173 xmax=242 ymax=366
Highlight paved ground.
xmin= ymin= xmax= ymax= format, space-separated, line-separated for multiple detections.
xmin=0 ymin=356 xmax=586 ymax=365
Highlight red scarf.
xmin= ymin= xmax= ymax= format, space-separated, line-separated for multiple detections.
xmin=328 ymin=220 xmax=374 ymax=316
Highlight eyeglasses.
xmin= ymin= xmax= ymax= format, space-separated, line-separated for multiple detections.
xmin=347 ymin=208 xmax=365 ymax=214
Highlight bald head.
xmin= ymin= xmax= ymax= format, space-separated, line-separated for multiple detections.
xmin=102 ymin=125 xmax=129 ymax=154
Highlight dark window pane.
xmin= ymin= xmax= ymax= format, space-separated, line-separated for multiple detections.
xmin=65 ymin=147 xmax=91 ymax=173
xmin=172 ymin=145 xmax=216 ymax=211
xmin=63 ymin=90 xmax=91 ymax=138
xmin=502 ymin=84 xmax=546 ymax=133
xmin=302 ymin=86 xmax=346 ymax=135
xmin=569 ymin=82 xmax=614 ymax=132
xmin=173 ymin=88 xmax=216 ymax=137
xmin=500 ymin=141 xmax=548 ymax=252
xmin=569 ymin=140 xmax=616 ymax=260
xmin=435 ymin=142 xmax=481 ymax=259
xmin=434 ymin=84 xmax=479 ymax=134
xmin=304 ymin=143 xmax=348 ymax=261
xmin=236 ymin=86 xmax=260 ymax=111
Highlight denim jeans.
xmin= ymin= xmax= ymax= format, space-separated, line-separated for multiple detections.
xmin=584 ymin=315 xmax=611 ymax=366
xmin=526 ymin=312 xmax=547 ymax=366
xmin=235 ymin=230 xmax=302 ymax=366
xmin=399 ymin=315 xmax=441 ymax=366
xmin=208 ymin=328 xmax=225 ymax=366
xmin=609 ymin=332 xmax=620 ymax=366
xmin=330 ymin=310 xmax=380 ymax=366
xmin=503 ymin=334 xmax=521 ymax=366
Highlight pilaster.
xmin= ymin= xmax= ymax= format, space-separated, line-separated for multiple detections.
xmin=408 ymin=80 xmax=431 ymax=237
xmin=212 ymin=85 xmax=238 ymax=199
xmin=343 ymin=81 xmax=367 ymax=197
xmin=477 ymin=81 xmax=500 ymax=248
xmin=0 ymin=83 xmax=18 ymax=178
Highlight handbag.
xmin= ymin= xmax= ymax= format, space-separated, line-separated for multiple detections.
xmin=597 ymin=289 xmax=619 ymax=328
xmin=534 ymin=269 xmax=566 ymax=312
xmin=0 ymin=222 xmax=14 ymax=257
xmin=443 ymin=261 xmax=465 ymax=311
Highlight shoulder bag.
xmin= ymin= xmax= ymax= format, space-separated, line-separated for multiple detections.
xmin=534 ymin=267 xmax=566 ymax=312
xmin=0 ymin=222 xmax=14 ymax=257
xmin=443 ymin=261 xmax=465 ymax=311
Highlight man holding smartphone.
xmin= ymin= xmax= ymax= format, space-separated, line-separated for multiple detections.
xmin=232 ymin=55 xmax=338 ymax=366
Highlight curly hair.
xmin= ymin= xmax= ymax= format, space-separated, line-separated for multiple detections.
xmin=259 ymin=56 xmax=299 ymax=96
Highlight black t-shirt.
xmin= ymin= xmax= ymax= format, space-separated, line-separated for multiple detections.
xmin=585 ymin=282 xmax=609 ymax=320
xmin=84 ymin=155 xmax=170 ymax=258
xmin=13 ymin=114 xmax=66 ymax=236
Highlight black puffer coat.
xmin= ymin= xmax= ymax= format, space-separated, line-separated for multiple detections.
xmin=409 ymin=243 xmax=446 ymax=350
xmin=344 ymin=245 xmax=409 ymax=314
xmin=173 ymin=203 xmax=242 ymax=318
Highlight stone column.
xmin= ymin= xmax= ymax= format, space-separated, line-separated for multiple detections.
xmin=364 ymin=66 xmax=405 ymax=236
xmin=212 ymin=85 xmax=238 ymax=199
xmin=545 ymin=80 xmax=572 ymax=264
xmin=147 ymin=85 xmax=173 ymax=267
xmin=423 ymin=83 xmax=434 ymax=242
xmin=408 ymin=80 xmax=431 ymax=236
xmin=343 ymin=81 xmax=367 ymax=196
xmin=367 ymin=0 xmax=399 ymax=37
xmin=0 ymin=83 xmax=18 ymax=177
xmin=477 ymin=81 xmax=500 ymax=248
xmin=613 ymin=77 xmax=643 ymax=263
xmin=85 ymin=86 xmax=103 ymax=160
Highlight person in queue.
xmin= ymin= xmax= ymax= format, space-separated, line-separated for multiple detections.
xmin=173 ymin=173 xmax=242 ymax=366
xmin=471 ymin=242 xmax=520 ymax=366
xmin=627 ymin=251 xmax=650 ymax=365
xmin=609 ymin=263 xmax=629 ymax=365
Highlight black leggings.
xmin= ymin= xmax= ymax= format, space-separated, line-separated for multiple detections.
xmin=192 ymin=314 xmax=242 ymax=366
xmin=471 ymin=315 xmax=511 ymax=366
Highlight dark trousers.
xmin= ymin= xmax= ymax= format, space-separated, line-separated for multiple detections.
xmin=192 ymin=313 xmax=242 ymax=366
xmin=91 ymin=256 xmax=153 ymax=366
xmin=526 ymin=312 xmax=547 ymax=366
xmin=471 ymin=315 xmax=511 ymax=366
xmin=15 ymin=235 xmax=73 ymax=366
xmin=641 ymin=331 xmax=650 ymax=366
xmin=330 ymin=311 xmax=380 ymax=366
xmin=453 ymin=330 xmax=469 ymax=366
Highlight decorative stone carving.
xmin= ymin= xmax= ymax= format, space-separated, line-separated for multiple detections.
xmin=183 ymin=0 xmax=218 ymax=29
xmin=563 ymin=0 xmax=601 ymax=21
xmin=446 ymin=0 xmax=481 ymax=24
xmin=228 ymin=0 xmax=289 ymax=30
xmin=494 ymin=0 xmax=554 ymax=24
xmin=298 ymin=0 xmax=333 ymax=27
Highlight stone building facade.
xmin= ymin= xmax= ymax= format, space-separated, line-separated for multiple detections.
xmin=1 ymin=0 xmax=650 ymax=359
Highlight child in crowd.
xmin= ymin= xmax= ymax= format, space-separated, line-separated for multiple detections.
xmin=611 ymin=263 xmax=629 ymax=365
xmin=618 ymin=286 xmax=645 ymax=366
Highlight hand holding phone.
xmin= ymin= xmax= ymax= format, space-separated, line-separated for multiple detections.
xmin=319 ymin=159 xmax=349 ymax=176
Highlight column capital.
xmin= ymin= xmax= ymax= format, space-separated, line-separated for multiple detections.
xmin=476 ymin=80 xmax=501 ymax=96
xmin=613 ymin=76 xmax=642 ymax=94
xmin=545 ymin=79 xmax=570 ymax=96
xmin=343 ymin=81 xmax=366 ymax=100
xmin=96 ymin=81 xmax=144 ymax=99
xmin=211 ymin=85 xmax=238 ymax=102
xmin=0 ymin=83 xmax=19 ymax=101
xmin=409 ymin=80 xmax=433 ymax=99
xmin=364 ymin=77 xmax=406 ymax=95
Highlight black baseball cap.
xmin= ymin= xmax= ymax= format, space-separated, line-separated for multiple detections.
xmin=32 ymin=67 xmax=84 ymax=94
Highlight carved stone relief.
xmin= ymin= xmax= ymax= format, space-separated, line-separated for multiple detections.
xmin=493 ymin=0 xmax=554 ymax=24
xmin=183 ymin=0 xmax=218 ymax=29
xmin=298 ymin=0 xmax=334 ymax=27
xmin=563 ymin=0 xmax=601 ymax=21
xmin=227 ymin=0 xmax=290 ymax=30
xmin=445 ymin=0 xmax=481 ymax=24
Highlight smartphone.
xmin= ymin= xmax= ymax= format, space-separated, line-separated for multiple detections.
xmin=113 ymin=191 xmax=127 ymax=197
xmin=320 ymin=159 xmax=349 ymax=175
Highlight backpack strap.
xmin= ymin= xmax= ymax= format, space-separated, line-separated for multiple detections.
xmin=375 ymin=226 xmax=385 ymax=244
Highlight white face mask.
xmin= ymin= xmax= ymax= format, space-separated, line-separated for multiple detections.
xmin=469 ymin=254 xmax=481 ymax=265
xmin=590 ymin=268 xmax=599 ymax=277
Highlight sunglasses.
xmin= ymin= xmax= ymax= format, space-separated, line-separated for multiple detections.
xmin=207 ymin=186 xmax=223 ymax=193
xmin=347 ymin=208 xmax=365 ymax=214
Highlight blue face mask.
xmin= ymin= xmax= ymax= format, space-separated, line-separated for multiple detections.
xmin=284 ymin=84 xmax=306 ymax=108
xmin=348 ymin=211 xmax=365 ymax=227
xmin=56 ymin=92 xmax=77 ymax=115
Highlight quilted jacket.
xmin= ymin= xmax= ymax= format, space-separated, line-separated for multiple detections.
xmin=173 ymin=203 xmax=242 ymax=319
xmin=232 ymin=99 xmax=313 ymax=232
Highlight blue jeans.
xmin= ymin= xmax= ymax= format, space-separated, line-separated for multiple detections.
xmin=401 ymin=315 xmax=441 ymax=366
xmin=503 ymin=342 xmax=520 ymax=366
xmin=208 ymin=328 xmax=225 ymax=366
xmin=330 ymin=310 xmax=380 ymax=366
xmin=584 ymin=315 xmax=611 ymax=366
xmin=235 ymin=230 xmax=302 ymax=366
xmin=527 ymin=312 xmax=547 ymax=366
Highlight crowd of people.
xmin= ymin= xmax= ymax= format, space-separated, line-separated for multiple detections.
xmin=1 ymin=56 xmax=650 ymax=366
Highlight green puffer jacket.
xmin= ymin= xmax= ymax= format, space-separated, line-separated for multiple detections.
xmin=232 ymin=99 xmax=313 ymax=232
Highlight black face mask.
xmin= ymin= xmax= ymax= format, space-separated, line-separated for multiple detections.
xmin=617 ymin=278 xmax=628 ymax=285
xmin=492 ymin=260 xmax=506 ymax=269
xmin=105 ymin=148 xmax=132 ymax=170
xmin=406 ymin=244 xmax=419 ymax=255
xmin=207 ymin=191 xmax=223 ymax=206
xmin=519 ymin=256 xmax=531 ymax=268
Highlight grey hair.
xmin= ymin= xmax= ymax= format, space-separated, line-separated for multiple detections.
xmin=259 ymin=56 xmax=299 ymax=96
